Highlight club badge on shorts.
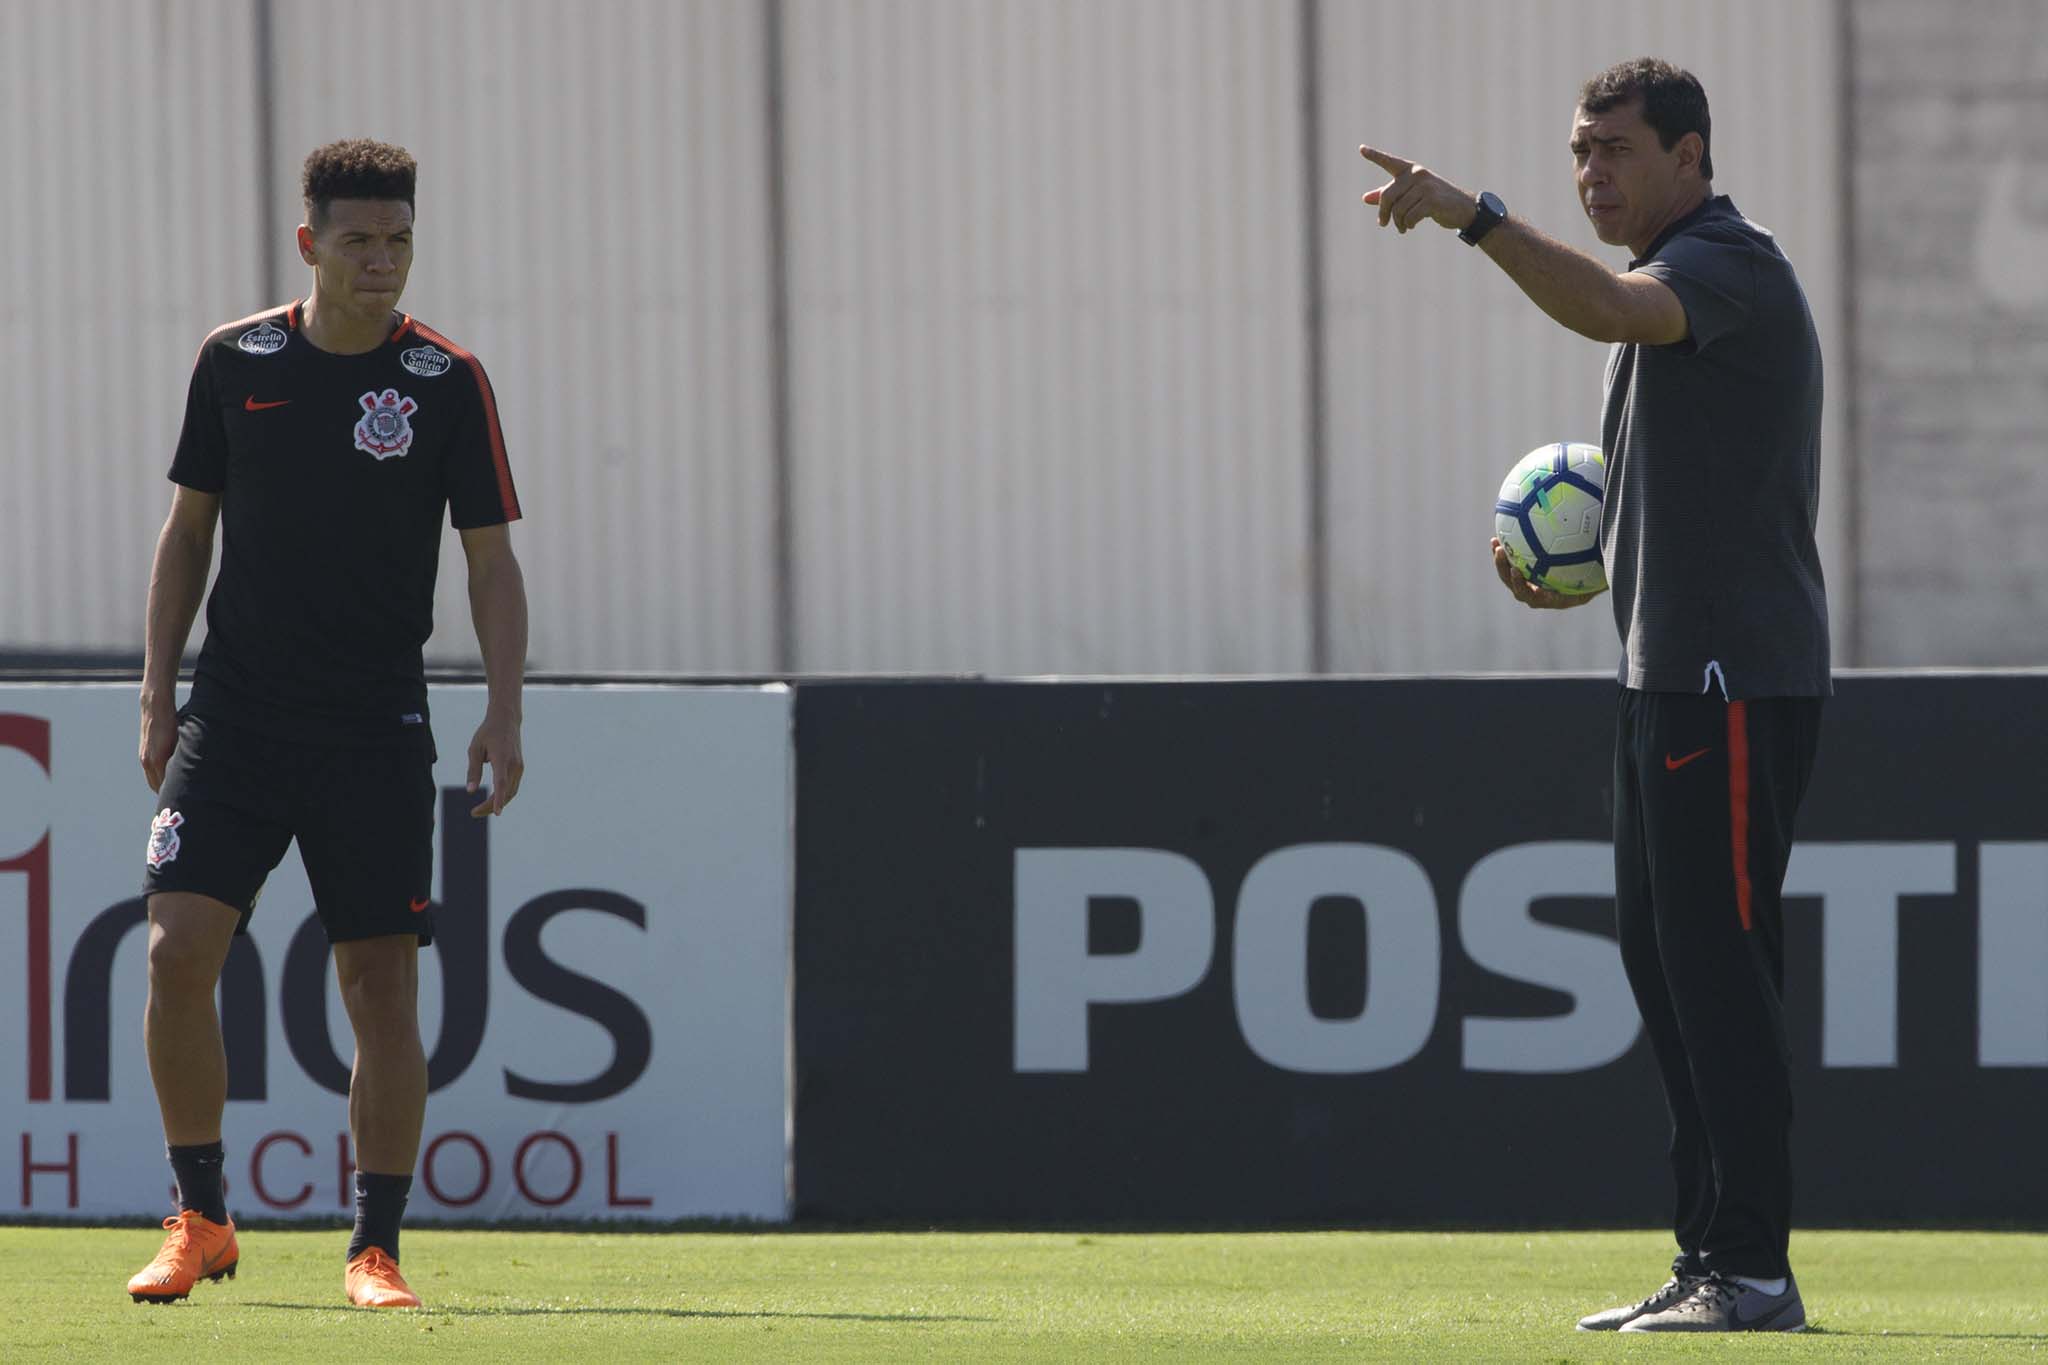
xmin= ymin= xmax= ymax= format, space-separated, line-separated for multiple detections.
xmin=147 ymin=810 xmax=185 ymax=869
xmin=354 ymin=388 xmax=419 ymax=460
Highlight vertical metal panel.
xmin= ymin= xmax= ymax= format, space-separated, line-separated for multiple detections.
xmin=1852 ymin=0 xmax=2048 ymax=665
xmin=1299 ymin=0 xmax=1332 ymax=673
xmin=266 ymin=0 xmax=778 ymax=673
xmin=782 ymin=0 xmax=1313 ymax=674
xmin=1317 ymin=0 xmax=1847 ymax=674
xmin=0 ymin=0 xmax=261 ymax=654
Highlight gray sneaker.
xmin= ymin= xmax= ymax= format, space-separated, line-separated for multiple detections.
xmin=1620 ymin=1271 xmax=1806 ymax=1333
xmin=1574 ymin=1263 xmax=1706 ymax=1331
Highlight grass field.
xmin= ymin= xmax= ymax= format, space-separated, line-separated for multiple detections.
xmin=7 ymin=1225 xmax=2047 ymax=1361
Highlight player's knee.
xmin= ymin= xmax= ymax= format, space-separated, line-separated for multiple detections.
xmin=339 ymin=978 xmax=413 ymax=1029
xmin=145 ymin=925 xmax=223 ymax=997
xmin=335 ymin=949 xmax=418 ymax=1023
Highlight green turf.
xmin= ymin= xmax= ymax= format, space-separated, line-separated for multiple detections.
xmin=5 ymin=1226 xmax=2047 ymax=1361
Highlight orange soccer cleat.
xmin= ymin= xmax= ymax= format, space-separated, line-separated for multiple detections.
xmin=127 ymin=1210 xmax=240 ymax=1303
xmin=345 ymin=1247 xmax=421 ymax=1308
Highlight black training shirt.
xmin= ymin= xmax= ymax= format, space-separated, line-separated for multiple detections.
xmin=170 ymin=300 xmax=522 ymax=742
xmin=1599 ymin=195 xmax=1831 ymax=699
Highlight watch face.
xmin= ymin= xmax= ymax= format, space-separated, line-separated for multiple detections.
xmin=1462 ymin=192 xmax=1505 ymax=244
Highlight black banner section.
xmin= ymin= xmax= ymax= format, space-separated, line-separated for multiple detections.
xmin=792 ymin=676 xmax=2048 ymax=1224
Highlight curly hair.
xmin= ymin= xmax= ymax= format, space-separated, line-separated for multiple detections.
xmin=1579 ymin=59 xmax=1713 ymax=182
xmin=301 ymin=139 xmax=417 ymax=227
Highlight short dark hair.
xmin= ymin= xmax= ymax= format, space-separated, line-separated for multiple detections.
xmin=301 ymin=138 xmax=417 ymax=228
xmin=1579 ymin=58 xmax=1713 ymax=181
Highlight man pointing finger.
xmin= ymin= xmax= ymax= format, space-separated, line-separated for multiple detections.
xmin=1357 ymin=58 xmax=1831 ymax=1336
xmin=1358 ymin=146 xmax=1478 ymax=235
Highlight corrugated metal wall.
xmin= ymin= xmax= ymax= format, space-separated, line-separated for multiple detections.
xmin=3 ymin=0 xmax=1855 ymax=676
xmin=264 ymin=0 xmax=781 ymax=672
xmin=783 ymin=0 xmax=1311 ymax=674
xmin=1317 ymin=0 xmax=1848 ymax=675
xmin=1851 ymin=0 xmax=2048 ymax=664
xmin=0 ymin=0 xmax=261 ymax=653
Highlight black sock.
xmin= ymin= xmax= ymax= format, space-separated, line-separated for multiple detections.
xmin=346 ymin=1172 xmax=412 ymax=1263
xmin=167 ymin=1142 xmax=227 ymax=1224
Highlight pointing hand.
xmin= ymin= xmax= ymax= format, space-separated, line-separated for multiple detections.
xmin=1359 ymin=145 xmax=1476 ymax=235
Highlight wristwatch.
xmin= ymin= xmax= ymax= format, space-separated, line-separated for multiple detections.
xmin=1459 ymin=191 xmax=1506 ymax=246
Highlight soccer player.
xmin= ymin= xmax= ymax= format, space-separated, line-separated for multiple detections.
xmin=1357 ymin=59 xmax=1828 ymax=1333
xmin=128 ymin=139 xmax=528 ymax=1309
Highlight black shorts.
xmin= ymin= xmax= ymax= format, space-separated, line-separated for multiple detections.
xmin=143 ymin=712 xmax=439 ymax=945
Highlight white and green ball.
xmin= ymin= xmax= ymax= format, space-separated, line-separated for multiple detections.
xmin=1493 ymin=442 xmax=1607 ymax=595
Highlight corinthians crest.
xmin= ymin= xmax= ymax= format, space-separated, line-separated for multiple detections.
xmin=354 ymin=388 xmax=419 ymax=459
xmin=146 ymin=809 xmax=184 ymax=869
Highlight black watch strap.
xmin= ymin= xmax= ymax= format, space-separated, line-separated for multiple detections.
xmin=1460 ymin=191 xmax=1506 ymax=246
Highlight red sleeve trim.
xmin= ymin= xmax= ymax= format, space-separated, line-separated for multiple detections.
xmin=410 ymin=321 xmax=520 ymax=523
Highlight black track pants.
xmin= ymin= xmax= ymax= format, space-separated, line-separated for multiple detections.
xmin=1613 ymin=687 xmax=1823 ymax=1280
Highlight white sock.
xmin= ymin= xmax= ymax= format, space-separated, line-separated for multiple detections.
xmin=1732 ymin=1275 xmax=1787 ymax=1296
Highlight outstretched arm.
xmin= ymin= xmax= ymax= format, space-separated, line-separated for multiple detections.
xmin=1358 ymin=145 xmax=1686 ymax=346
xmin=460 ymin=523 xmax=528 ymax=817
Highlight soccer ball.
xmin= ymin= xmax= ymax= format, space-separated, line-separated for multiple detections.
xmin=1493 ymin=442 xmax=1607 ymax=595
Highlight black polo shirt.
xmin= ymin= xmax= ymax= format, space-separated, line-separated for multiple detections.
xmin=170 ymin=300 xmax=522 ymax=742
xmin=1600 ymin=195 xmax=1831 ymax=699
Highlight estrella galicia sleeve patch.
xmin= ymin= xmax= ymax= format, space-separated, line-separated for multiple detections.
xmin=401 ymin=344 xmax=452 ymax=378
xmin=237 ymin=320 xmax=288 ymax=355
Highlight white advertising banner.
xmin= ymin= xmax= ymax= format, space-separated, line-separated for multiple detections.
xmin=0 ymin=683 xmax=791 ymax=1222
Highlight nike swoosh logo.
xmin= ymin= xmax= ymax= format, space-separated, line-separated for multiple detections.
xmin=244 ymin=396 xmax=291 ymax=411
xmin=1665 ymin=747 xmax=1712 ymax=771
xmin=199 ymin=1243 xmax=233 ymax=1275
xmin=410 ymin=897 xmax=431 ymax=913
xmin=1734 ymin=1296 xmax=1796 ymax=1330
